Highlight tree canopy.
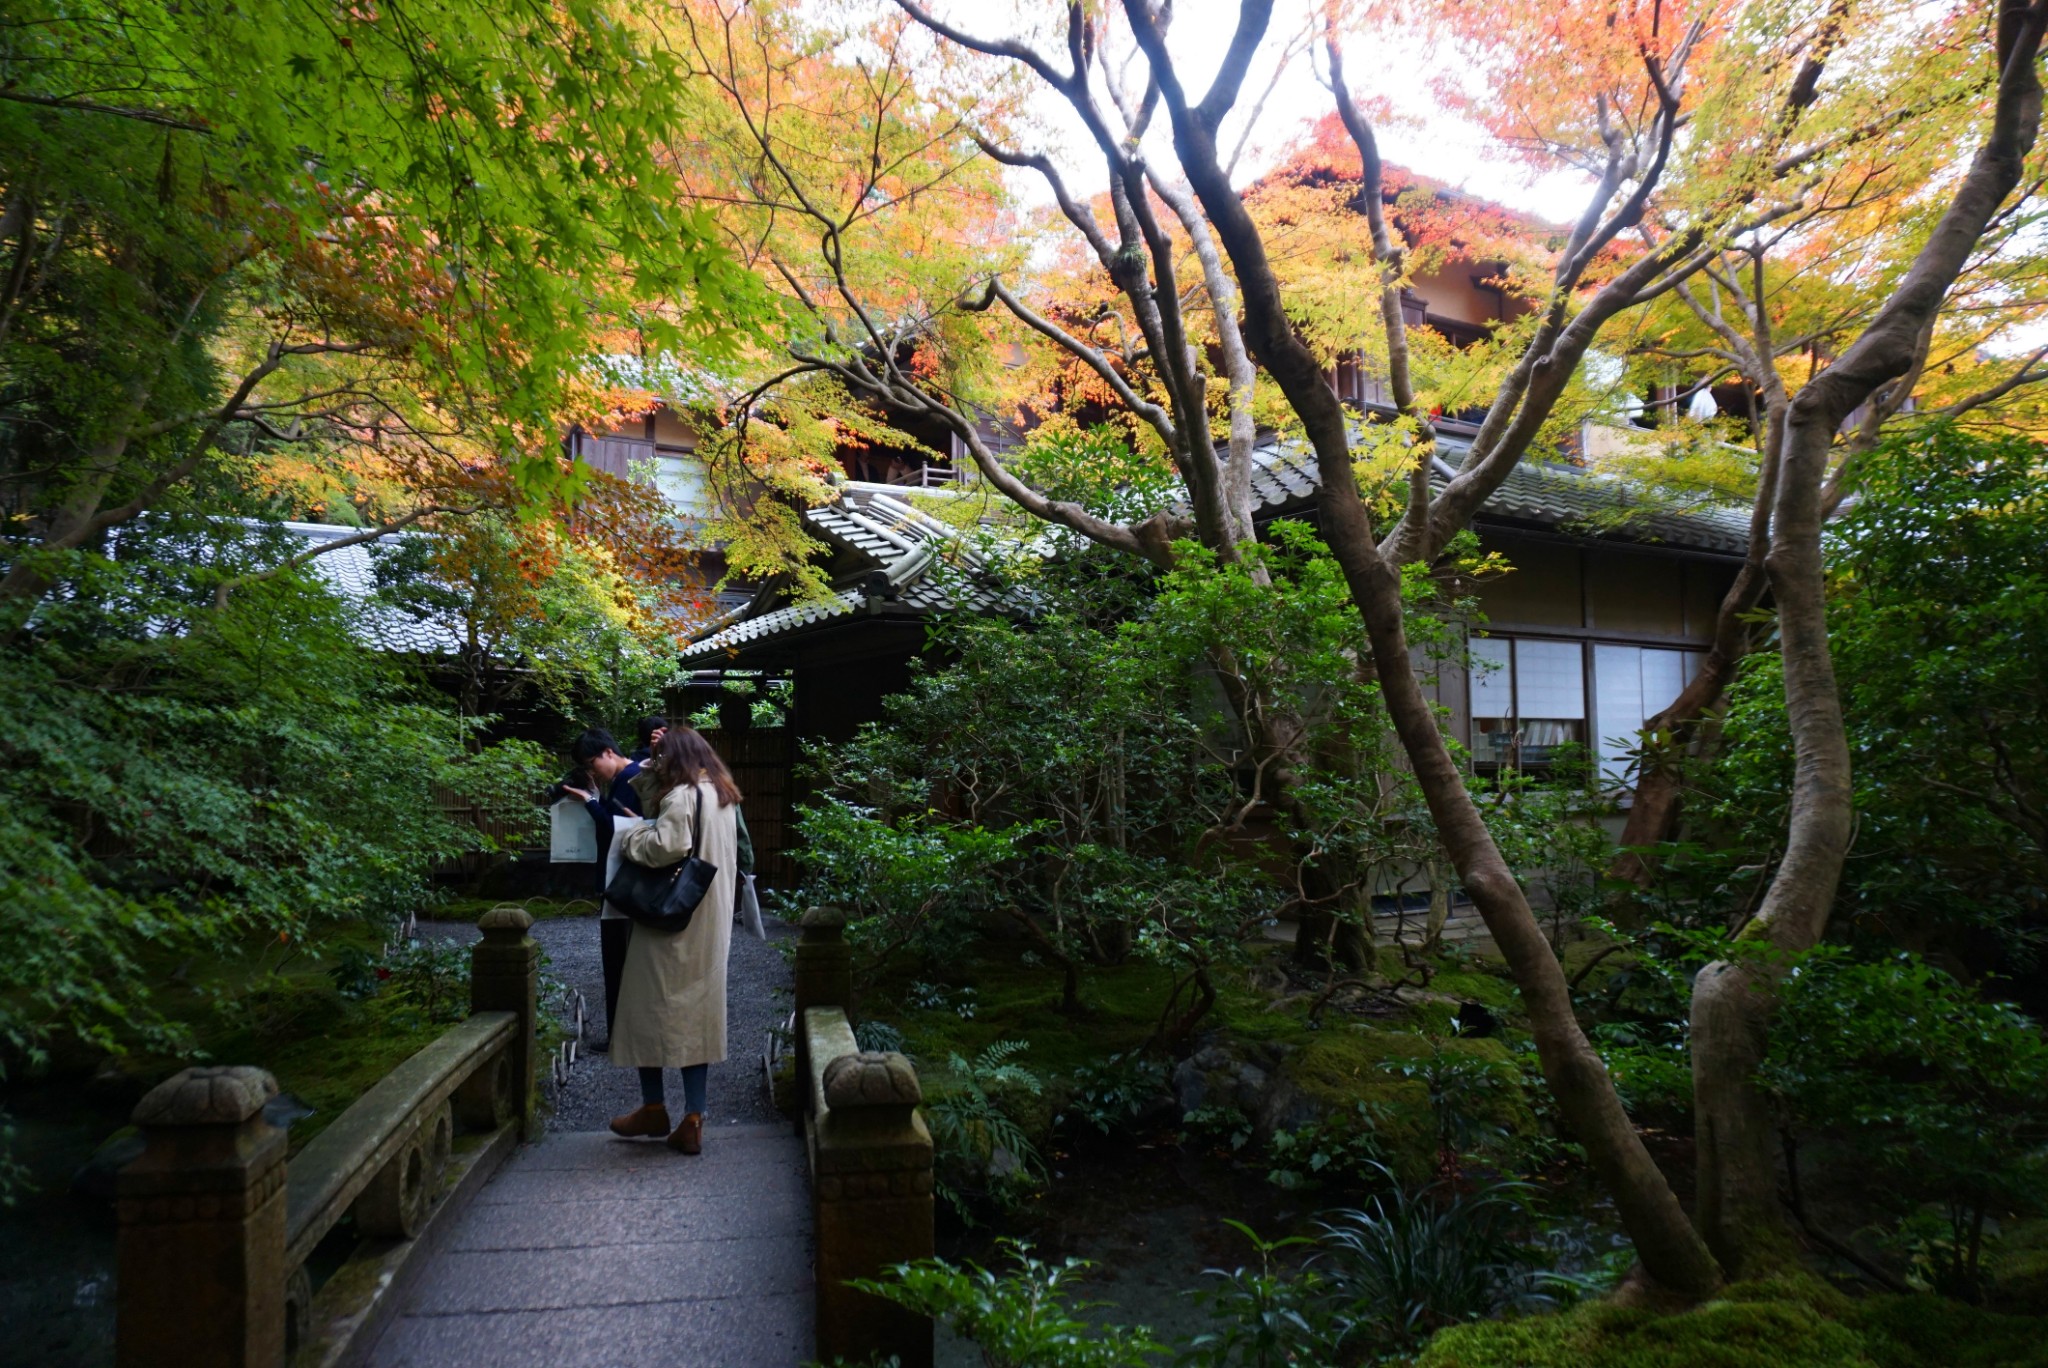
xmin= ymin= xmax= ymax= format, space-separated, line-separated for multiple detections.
xmin=1 ymin=0 xmax=774 ymax=626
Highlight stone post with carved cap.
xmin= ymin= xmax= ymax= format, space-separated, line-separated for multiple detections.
xmin=469 ymin=903 xmax=540 ymax=1140
xmin=811 ymin=1046 xmax=934 ymax=1368
xmin=116 ymin=1064 xmax=287 ymax=1368
xmin=792 ymin=906 xmax=852 ymax=1126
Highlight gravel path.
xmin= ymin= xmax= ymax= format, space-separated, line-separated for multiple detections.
xmin=422 ymin=912 xmax=797 ymax=1133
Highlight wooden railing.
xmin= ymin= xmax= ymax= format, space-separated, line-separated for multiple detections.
xmin=115 ymin=906 xmax=540 ymax=1368
xmin=793 ymin=907 xmax=935 ymax=1368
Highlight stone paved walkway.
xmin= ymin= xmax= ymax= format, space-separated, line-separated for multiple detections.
xmin=419 ymin=911 xmax=798 ymax=1133
xmin=366 ymin=1124 xmax=813 ymax=1367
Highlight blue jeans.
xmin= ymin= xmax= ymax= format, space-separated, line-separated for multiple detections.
xmin=638 ymin=1064 xmax=707 ymax=1114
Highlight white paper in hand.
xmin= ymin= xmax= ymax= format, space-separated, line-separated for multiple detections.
xmin=738 ymin=874 xmax=767 ymax=940
xmin=549 ymin=799 xmax=597 ymax=863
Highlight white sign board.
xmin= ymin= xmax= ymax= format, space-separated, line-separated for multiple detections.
xmin=550 ymin=799 xmax=598 ymax=863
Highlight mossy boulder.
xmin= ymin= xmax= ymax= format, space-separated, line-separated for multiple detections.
xmin=1168 ymin=1026 xmax=1532 ymax=1181
xmin=1429 ymin=967 xmax=1522 ymax=1013
xmin=1170 ymin=1038 xmax=1320 ymax=1141
xmin=1847 ymin=1287 xmax=2048 ymax=1365
xmin=1421 ymin=1295 xmax=1871 ymax=1368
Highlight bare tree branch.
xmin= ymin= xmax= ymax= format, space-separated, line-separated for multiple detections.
xmin=212 ymin=504 xmax=477 ymax=609
xmin=0 ymin=88 xmax=211 ymax=132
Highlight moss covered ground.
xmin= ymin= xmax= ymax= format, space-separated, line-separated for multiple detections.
xmin=858 ymin=943 xmax=1169 ymax=1076
xmin=427 ymin=893 xmax=597 ymax=922
xmin=854 ymin=936 xmax=1536 ymax=1180
xmin=120 ymin=920 xmax=480 ymax=1152
xmin=859 ymin=932 xmax=2047 ymax=1367
xmin=1420 ymin=1275 xmax=2048 ymax=1368
xmin=203 ymin=990 xmax=456 ymax=1152
xmin=1983 ymin=1216 xmax=2048 ymax=1310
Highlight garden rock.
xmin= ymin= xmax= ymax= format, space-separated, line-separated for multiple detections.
xmin=1172 ymin=1036 xmax=1324 ymax=1143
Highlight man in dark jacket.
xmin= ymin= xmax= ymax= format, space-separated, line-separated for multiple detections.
xmin=557 ymin=727 xmax=641 ymax=1052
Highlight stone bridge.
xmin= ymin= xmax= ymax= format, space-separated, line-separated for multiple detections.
xmin=111 ymin=908 xmax=932 ymax=1368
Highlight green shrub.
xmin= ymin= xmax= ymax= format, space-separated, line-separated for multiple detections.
xmin=1183 ymin=1221 xmax=1346 ymax=1367
xmin=1319 ymin=1169 xmax=1538 ymax=1353
xmin=924 ymin=1041 xmax=1047 ymax=1221
xmin=1764 ymin=949 xmax=2048 ymax=1296
xmin=790 ymin=526 xmax=1464 ymax=1044
xmin=0 ymin=549 xmax=549 ymax=1082
xmin=1057 ymin=1050 xmax=1170 ymax=1137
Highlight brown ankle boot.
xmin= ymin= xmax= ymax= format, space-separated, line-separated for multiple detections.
xmin=609 ymin=1103 xmax=671 ymax=1138
xmin=668 ymin=1112 xmax=703 ymax=1155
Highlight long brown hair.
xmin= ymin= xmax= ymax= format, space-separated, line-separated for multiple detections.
xmin=647 ymin=725 xmax=742 ymax=807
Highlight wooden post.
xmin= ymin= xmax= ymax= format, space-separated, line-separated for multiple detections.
xmin=793 ymin=906 xmax=852 ymax=1124
xmin=469 ymin=904 xmax=539 ymax=1140
xmin=117 ymin=1065 xmax=288 ymax=1368
xmin=811 ymin=1049 xmax=935 ymax=1368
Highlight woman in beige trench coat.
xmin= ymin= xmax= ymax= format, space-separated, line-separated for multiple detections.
xmin=604 ymin=725 xmax=739 ymax=1155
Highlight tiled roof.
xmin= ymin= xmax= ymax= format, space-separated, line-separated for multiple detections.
xmin=681 ymin=433 xmax=1752 ymax=666
xmin=1242 ymin=432 xmax=1751 ymax=555
xmin=1453 ymin=451 xmax=1751 ymax=554
xmin=678 ymin=492 xmax=1016 ymax=665
xmin=276 ymin=522 xmax=469 ymax=655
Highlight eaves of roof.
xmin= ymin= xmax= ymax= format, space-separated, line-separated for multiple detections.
xmin=1243 ymin=432 xmax=1751 ymax=557
xmin=677 ymin=491 xmax=1021 ymax=666
xmin=117 ymin=520 xmax=468 ymax=656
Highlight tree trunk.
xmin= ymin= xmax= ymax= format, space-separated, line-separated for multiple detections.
xmin=1689 ymin=4 xmax=2046 ymax=1271
xmin=1347 ymin=544 xmax=1728 ymax=1296
xmin=0 ymin=388 xmax=145 ymax=632
xmin=1608 ymin=565 xmax=1767 ymax=885
xmin=1423 ymin=861 xmax=1450 ymax=954
xmin=1690 ymin=395 xmax=1852 ymax=1269
xmin=1137 ymin=16 xmax=1726 ymax=1290
xmin=1611 ymin=395 xmax=1784 ymax=888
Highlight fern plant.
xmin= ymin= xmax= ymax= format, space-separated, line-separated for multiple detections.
xmin=852 ymin=1241 xmax=1164 ymax=1368
xmin=925 ymin=1041 xmax=1046 ymax=1221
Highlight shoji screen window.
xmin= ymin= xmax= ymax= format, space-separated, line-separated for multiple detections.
xmin=1592 ymin=646 xmax=1700 ymax=787
xmin=1468 ymin=637 xmax=1588 ymax=774
xmin=654 ymin=452 xmax=716 ymax=518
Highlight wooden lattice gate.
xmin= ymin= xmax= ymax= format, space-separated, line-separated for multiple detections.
xmin=705 ymin=727 xmax=796 ymax=890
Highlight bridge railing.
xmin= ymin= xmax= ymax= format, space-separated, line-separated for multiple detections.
xmin=795 ymin=907 xmax=936 ymax=1368
xmin=116 ymin=905 xmax=540 ymax=1368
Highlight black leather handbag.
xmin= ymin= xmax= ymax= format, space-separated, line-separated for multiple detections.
xmin=606 ymin=785 xmax=718 ymax=933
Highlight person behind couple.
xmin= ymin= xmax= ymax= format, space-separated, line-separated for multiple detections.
xmin=629 ymin=714 xmax=666 ymax=763
xmin=605 ymin=724 xmax=741 ymax=1155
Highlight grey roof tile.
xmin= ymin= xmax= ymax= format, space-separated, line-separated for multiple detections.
xmin=186 ymin=521 xmax=468 ymax=655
